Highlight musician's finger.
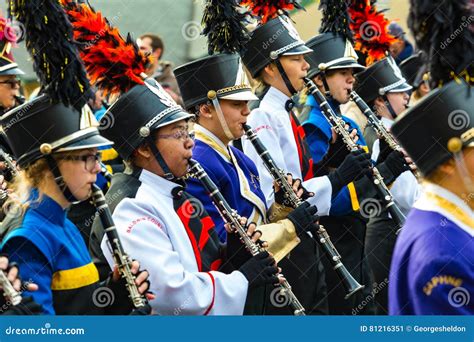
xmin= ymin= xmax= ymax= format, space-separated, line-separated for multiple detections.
xmin=7 ymin=265 xmax=18 ymax=283
xmin=273 ymin=180 xmax=281 ymax=193
xmin=130 ymin=260 xmax=140 ymax=275
xmin=277 ymin=274 xmax=286 ymax=284
xmin=239 ymin=217 xmax=248 ymax=227
xmin=296 ymin=188 xmax=304 ymax=199
xmin=0 ymin=256 xmax=8 ymax=271
xmin=224 ymin=223 xmax=233 ymax=233
xmin=25 ymin=282 xmax=39 ymax=292
xmin=112 ymin=265 xmax=120 ymax=281
xmin=292 ymin=178 xmax=301 ymax=193
xmin=0 ymin=162 xmax=6 ymax=171
xmin=250 ymin=229 xmax=262 ymax=242
xmin=138 ymin=280 xmax=150 ymax=294
xmin=145 ymin=293 xmax=156 ymax=301
xmin=135 ymin=270 xmax=149 ymax=286
xmin=12 ymin=278 xmax=21 ymax=292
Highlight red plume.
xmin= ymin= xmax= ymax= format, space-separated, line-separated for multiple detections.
xmin=61 ymin=0 xmax=151 ymax=96
xmin=348 ymin=0 xmax=397 ymax=65
xmin=240 ymin=0 xmax=302 ymax=24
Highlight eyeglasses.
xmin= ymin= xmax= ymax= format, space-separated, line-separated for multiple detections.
xmin=56 ymin=153 xmax=102 ymax=172
xmin=0 ymin=79 xmax=21 ymax=89
xmin=156 ymin=129 xmax=195 ymax=142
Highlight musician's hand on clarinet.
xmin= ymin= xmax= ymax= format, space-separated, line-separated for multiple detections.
xmin=377 ymin=150 xmax=411 ymax=183
xmin=0 ymin=256 xmax=43 ymax=315
xmin=0 ymin=256 xmax=38 ymax=293
xmin=239 ymin=251 xmax=282 ymax=288
xmin=112 ymin=261 xmax=155 ymax=301
xmin=327 ymin=150 xmax=372 ymax=194
xmin=274 ymin=174 xmax=314 ymax=206
xmin=287 ymin=201 xmax=320 ymax=237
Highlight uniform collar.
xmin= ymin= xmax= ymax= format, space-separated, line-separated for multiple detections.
xmin=260 ymin=87 xmax=291 ymax=113
xmin=306 ymin=94 xmax=340 ymax=113
xmin=29 ymin=189 xmax=67 ymax=226
xmin=380 ymin=116 xmax=394 ymax=129
xmin=415 ymin=182 xmax=474 ymax=236
xmin=139 ymin=169 xmax=181 ymax=199
xmin=194 ymin=125 xmax=231 ymax=161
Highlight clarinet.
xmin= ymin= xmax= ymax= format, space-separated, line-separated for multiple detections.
xmin=243 ymin=125 xmax=364 ymax=299
xmin=90 ymin=184 xmax=147 ymax=309
xmin=349 ymin=91 xmax=421 ymax=179
xmin=187 ymin=159 xmax=306 ymax=315
xmin=0 ymin=268 xmax=22 ymax=306
xmin=304 ymin=78 xmax=406 ymax=229
xmin=0 ymin=147 xmax=18 ymax=178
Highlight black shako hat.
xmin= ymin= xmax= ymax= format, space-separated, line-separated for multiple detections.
xmin=305 ymin=33 xmax=365 ymax=79
xmin=99 ymin=79 xmax=194 ymax=160
xmin=241 ymin=15 xmax=312 ymax=78
xmin=391 ymin=81 xmax=473 ymax=176
xmin=174 ymin=53 xmax=258 ymax=111
xmin=0 ymin=94 xmax=112 ymax=168
xmin=355 ymin=56 xmax=412 ymax=104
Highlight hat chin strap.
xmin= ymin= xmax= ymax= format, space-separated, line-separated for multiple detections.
xmin=209 ymin=97 xmax=235 ymax=141
xmin=45 ymin=155 xmax=81 ymax=204
xmin=275 ymin=59 xmax=297 ymax=96
xmin=382 ymin=94 xmax=398 ymax=120
xmin=319 ymin=71 xmax=333 ymax=99
xmin=147 ymin=136 xmax=175 ymax=181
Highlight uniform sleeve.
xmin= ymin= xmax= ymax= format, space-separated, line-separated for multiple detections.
xmin=410 ymin=256 xmax=474 ymax=315
xmin=102 ymin=200 xmax=248 ymax=315
xmin=388 ymin=171 xmax=421 ymax=215
xmin=2 ymin=237 xmax=54 ymax=315
xmin=242 ymin=109 xmax=286 ymax=208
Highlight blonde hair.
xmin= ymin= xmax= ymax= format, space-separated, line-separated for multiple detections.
xmin=3 ymin=158 xmax=50 ymax=216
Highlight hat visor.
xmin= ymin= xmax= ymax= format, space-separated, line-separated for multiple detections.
xmin=153 ymin=110 xmax=195 ymax=130
xmin=0 ymin=66 xmax=25 ymax=76
xmin=57 ymin=133 xmax=114 ymax=152
xmin=220 ymin=90 xmax=258 ymax=102
xmin=282 ymin=44 xmax=313 ymax=56
xmin=388 ymin=82 xmax=413 ymax=93
xmin=327 ymin=60 xmax=366 ymax=72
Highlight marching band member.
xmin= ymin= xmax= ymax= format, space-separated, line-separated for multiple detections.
xmin=96 ymin=79 xmax=281 ymax=315
xmin=0 ymin=0 xmax=152 ymax=315
xmin=238 ymin=3 xmax=374 ymax=314
xmin=0 ymin=95 xmax=152 ymax=315
xmin=353 ymin=56 xmax=417 ymax=313
xmin=299 ymin=9 xmax=378 ymax=312
xmin=389 ymin=0 xmax=473 ymax=315
xmin=175 ymin=51 xmax=322 ymax=314
xmin=390 ymin=80 xmax=473 ymax=314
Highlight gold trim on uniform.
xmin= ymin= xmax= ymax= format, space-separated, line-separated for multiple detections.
xmin=424 ymin=191 xmax=474 ymax=229
xmin=51 ymin=262 xmax=99 ymax=290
